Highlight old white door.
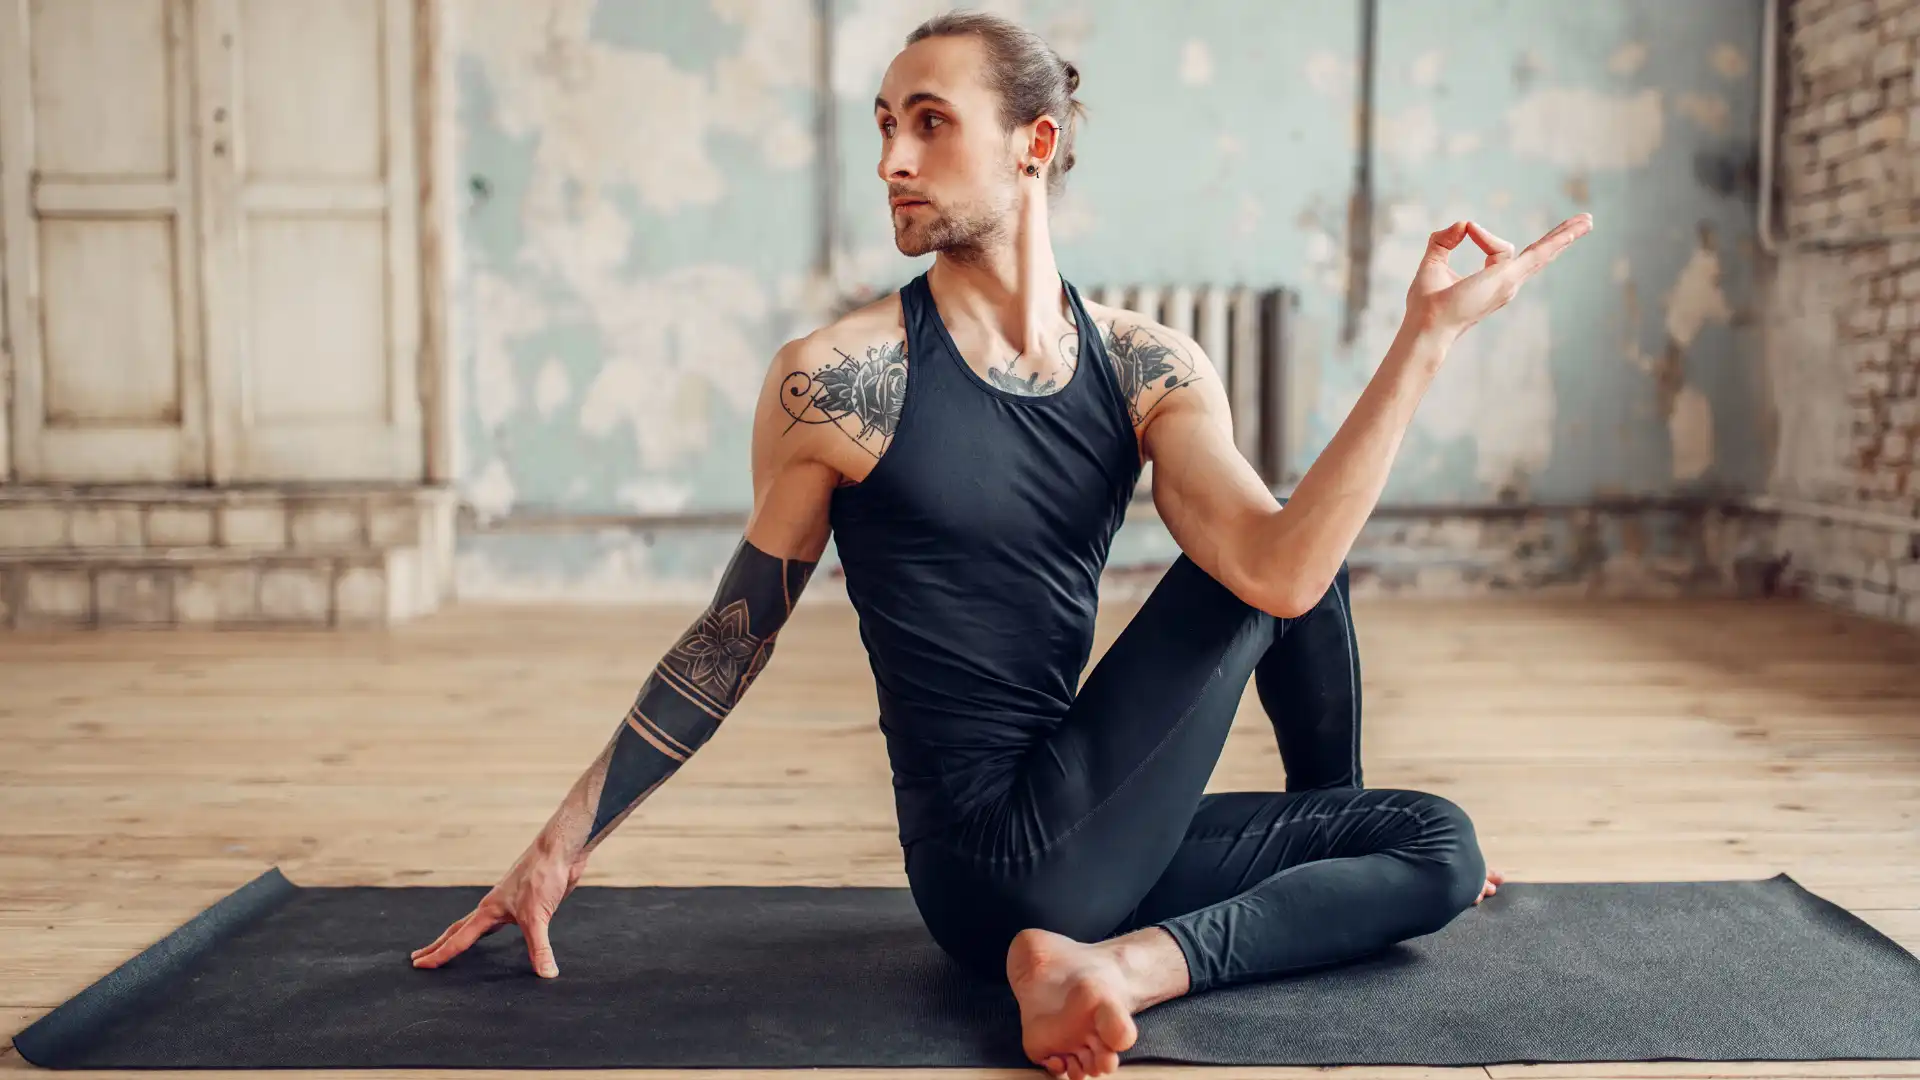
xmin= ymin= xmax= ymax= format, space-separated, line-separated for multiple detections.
xmin=0 ymin=0 xmax=425 ymax=485
xmin=199 ymin=0 xmax=423 ymax=482
xmin=0 ymin=0 xmax=212 ymax=483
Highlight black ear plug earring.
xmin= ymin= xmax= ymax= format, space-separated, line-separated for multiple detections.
xmin=1025 ymin=164 xmax=1039 ymax=175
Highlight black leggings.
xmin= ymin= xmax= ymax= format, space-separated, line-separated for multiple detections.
xmin=903 ymin=552 xmax=1488 ymax=994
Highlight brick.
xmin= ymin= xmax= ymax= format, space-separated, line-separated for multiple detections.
xmin=23 ymin=570 xmax=91 ymax=620
xmin=176 ymin=567 xmax=258 ymax=624
xmin=1898 ymin=559 xmax=1920 ymax=593
xmin=145 ymin=506 xmax=216 ymax=547
xmin=1885 ymin=430 xmax=1913 ymax=462
xmin=221 ymin=504 xmax=287 ymax=548
xmin=1849 ymin=305 xmax=1888 ymax=336
xmin=0 ymin=505 xmax=68 ymax=548
xmin=1819 ymin=127 xmax=1856 ymax=159
xmin=1891 ymin=303 xmax=1914 ymax=331
xmin=259 ymin=566 xmax=333 ymax=622
xmin=1873 ymin=40 xmax=1912 ymax=79
xmin=335 ymin=564 xmax=389 ymax=624
xmin=1863 ymin=109 xmax=1909 ymax=146
xmin=96 ymin=570 xmax=172 ymax=624
xmin=290 ymin=504 xmax=364 ymax=549
xmin=367 ymin=504 xmax=420 ymax=547
xmin=68 ymin=505 xmax=143 ymax=547
xmin=1850 ymin=88 xmax=1882 ymax=116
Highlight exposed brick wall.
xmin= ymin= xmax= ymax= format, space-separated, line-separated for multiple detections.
xmin=1766 ymin=0 xmax=1920 ymax=625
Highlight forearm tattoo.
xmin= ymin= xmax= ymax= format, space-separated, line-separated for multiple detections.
xmin=1104 ymin=323 xmax=1202 ymax=426
xmin=586 ymin=538 xmax=817 ymax=843
xmin=779 ymin=342 xmax=907 ymax=459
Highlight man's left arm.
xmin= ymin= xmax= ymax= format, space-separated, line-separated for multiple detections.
xmin=1115 ymin=320 xmax=1291 ymax=617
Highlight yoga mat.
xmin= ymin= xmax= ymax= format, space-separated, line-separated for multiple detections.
xmin=12 ymin=868 xmax=1920 ymax=1069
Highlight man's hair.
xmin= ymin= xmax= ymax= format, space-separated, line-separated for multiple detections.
xmin=905 ymin=10 xmax=1088 ymax=196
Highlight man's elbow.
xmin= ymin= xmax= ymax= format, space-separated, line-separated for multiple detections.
xmin=1254 ymin=581 xmax=1317 ymax=621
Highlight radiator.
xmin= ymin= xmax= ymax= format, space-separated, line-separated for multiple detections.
xmin=1084 ymin=284 xmax=1294 ymax=486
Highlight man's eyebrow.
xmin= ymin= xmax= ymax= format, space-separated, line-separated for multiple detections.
xmin=873 ymin=92 xmax=956 ymax=113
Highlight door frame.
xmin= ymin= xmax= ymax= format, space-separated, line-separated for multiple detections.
xmin=0 ymin=0 xmax=453 ymax=488
xmin=415 ymin=0 xmax=452 ymax=488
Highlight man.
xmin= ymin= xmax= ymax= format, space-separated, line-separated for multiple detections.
xmin=412 ymin=11 xmax=1591 ymax=1079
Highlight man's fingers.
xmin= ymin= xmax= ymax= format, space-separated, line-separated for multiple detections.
xmin=411 ymin=912 xmax=472 ymax=959
xmin=413 ymin=909 xmax=501 ymax=968
xmin=525 ymin=914 xmax=560 ymax=978
xmin=1423 ymin=220 xmax=1469 ymax=260
xmin=1466 ymin=221 xmax=1515 ymax=267
xmin=1513 ymin=212 xmax=1595 ymax=276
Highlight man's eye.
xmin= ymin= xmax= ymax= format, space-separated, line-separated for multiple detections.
xmin=923 ymin=114 xmax=944 ymax=130
xmin=879 ymin=117 xmax=894 ymax=136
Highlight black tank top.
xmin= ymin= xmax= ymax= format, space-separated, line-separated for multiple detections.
xmin=828 ymin=271 xmax=1144 ymax=847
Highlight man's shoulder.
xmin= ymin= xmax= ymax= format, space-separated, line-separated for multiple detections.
xmin=1077 ymin=299 xmax=1213 ymax=427
xmin=757 ymin=290 xmax=912 ymax=474
xmin=776 ymin=291 xmax=911 ymax=375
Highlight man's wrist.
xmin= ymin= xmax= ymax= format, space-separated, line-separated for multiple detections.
xmin=1390 ymin=319 xmax=1455 ymax=374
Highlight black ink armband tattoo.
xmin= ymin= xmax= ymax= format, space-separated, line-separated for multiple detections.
xmin=587 ymin=537 xmax=817 ymax=842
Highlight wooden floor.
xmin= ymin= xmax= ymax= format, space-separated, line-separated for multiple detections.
xmin=3 ymin=592 xmax=1919 ymax=1079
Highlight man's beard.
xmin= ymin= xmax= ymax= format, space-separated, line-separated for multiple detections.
xmin=893 ymin=192 xmax=1011 ymax=261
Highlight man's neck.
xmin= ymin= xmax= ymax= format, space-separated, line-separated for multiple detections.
xmin=925 ymin=187 xmax=1071 ymax=358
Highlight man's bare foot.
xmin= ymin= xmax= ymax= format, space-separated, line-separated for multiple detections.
xmin=1475 ymin=868 xmax=1505 ymax=904
xmin=1006 ymin=926 xmax=1187 ymax=1079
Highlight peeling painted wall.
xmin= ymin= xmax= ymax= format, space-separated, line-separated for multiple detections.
xmin=448 ymin=0 xmax=1769 ymax=599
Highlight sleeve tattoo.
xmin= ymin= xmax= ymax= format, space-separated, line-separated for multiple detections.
xmin=586 ymin=538 xmax=817 ymax=844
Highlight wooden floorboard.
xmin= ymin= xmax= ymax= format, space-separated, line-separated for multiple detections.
xmin=3 ymin=595 xmax=1918 ymax=1078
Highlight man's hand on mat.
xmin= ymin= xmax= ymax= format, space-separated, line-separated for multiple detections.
xmin=1404 ymin=214 xmax=1593 ymax=343
xmin=410 ymin=837 xmax=583 ymax=978
xmin=1475 ymin=868 xmax=1505 ymax=905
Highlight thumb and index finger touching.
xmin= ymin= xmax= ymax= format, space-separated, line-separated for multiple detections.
xmin=1428 ymin=213 xmax=1594 ymax=275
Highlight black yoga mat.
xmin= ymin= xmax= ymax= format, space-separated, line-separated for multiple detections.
xmin=12 ymin=867 xmax=1920 ymax=1069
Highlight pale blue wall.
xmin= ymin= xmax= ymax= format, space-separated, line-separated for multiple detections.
xmin=449 ymin=0 xmax=1766 ymax=598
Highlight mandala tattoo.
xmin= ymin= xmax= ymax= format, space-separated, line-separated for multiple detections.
xmin=1104 ymin=323 xmax=1203 ymax=426
xmin=780 ymin=341 xmax=908 ymax=458
xmin=586 ymin=539 xmax=816 ymax=844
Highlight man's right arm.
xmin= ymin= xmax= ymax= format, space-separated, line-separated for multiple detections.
xmin=535 ymin=337 xmax=843 ymax=866
xmin=411 ymin=337 xmax=850 ymax=979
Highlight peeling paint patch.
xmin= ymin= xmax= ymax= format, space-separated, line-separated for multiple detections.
xmin=1563 ymin=173 xmax=1591 ymax=204
xmin=1664 ymin=240 xmax=1732 ymax=349
xmin=1507 ymin=87 xmax=1663 ymax=170
xmin=1180 ymin=39 xmax=1214 ymax=86
xmin=833 ymin=0 xmax=1025 ymax=98
xmin=1710 ymin=43 xmax=1749 ymax=79
xmin=1612 ymin=256 xmax=1631 ymax=284
xmin=467 ymin=0 xmax=817 ymax=215
xmin=1446 ymin=132 xmax=1482 ymax=156
xmin=1676 ymin=92 xmax=1731 ymax=135
xmin=1411 ymin=50 xmax=1444 ymax=87
xmin=1608 ymin=42 xmax=1649 ymax=76
xmin=1380 ymin=103 xmax=1441 ymax=162
xmin=1425 ymin=300 xmax=1557 ymax=485
xmin=470 ymin=458 xmax=517 ymax=520
xmin=1670 ymin=384 xmax=1714 ymax=480
xmin=1305 ymin=49 xmax=1349 ymax=97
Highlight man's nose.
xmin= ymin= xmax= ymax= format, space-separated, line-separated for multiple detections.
xmin=877 ymin=138 xmax=917 ymax=183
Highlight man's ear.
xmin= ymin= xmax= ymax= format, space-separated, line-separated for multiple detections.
xmin=1023 ymin=116 xmax=1060 ymax=165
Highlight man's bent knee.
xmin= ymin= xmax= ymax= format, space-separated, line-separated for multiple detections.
xmin=1409 ymin=793 xmax=1489 ymax=929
